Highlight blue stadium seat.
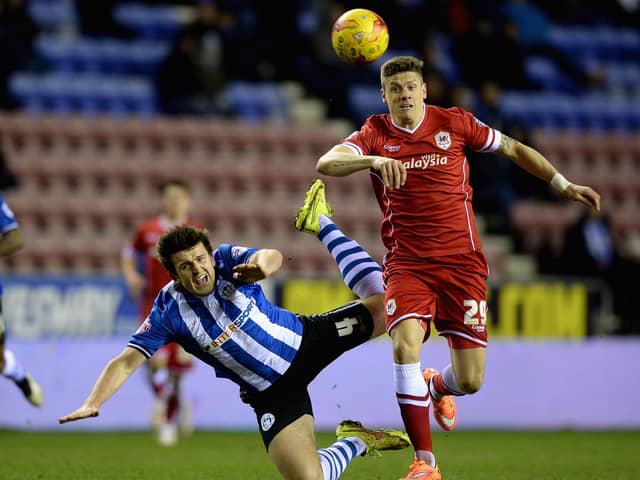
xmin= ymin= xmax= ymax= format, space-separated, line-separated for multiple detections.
xmin=524 ymin=56 xmax=576 ymax=92
xmin=112 ymin=3 xmax=188 ymax=40
xmin=9 ymin=72 xmax=156 ymax=117
xmin=225 ymin=82 xmax=287 ymax=122
xmin=35 ymin=35 xmax=170 ymax=75
xmin=28 ymin=0 xmax=77 ymax=31
xmin=347 ymin=84 xmax=382 ymax=124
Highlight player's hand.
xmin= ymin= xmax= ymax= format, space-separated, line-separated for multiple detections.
xmin=371 ymin=157 xmax=406 ymax=189
xmin=59 ymin=404 xmax=99 ymax=424
xmin=233 ymin=263 xmax=265 ymax=283
xmin=564 ymin=184 xmax=601 ymax=212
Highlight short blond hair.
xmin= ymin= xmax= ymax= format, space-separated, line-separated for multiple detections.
xmin=380 ymin=56 xmax=424 ymax=86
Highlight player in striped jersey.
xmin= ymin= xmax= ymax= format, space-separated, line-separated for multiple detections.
xmin=316 ymin=55 xmax=601 ymax=479
xmin=0 ymin=193 xmax=44 ymax=407
xmin=60 ymin=181 xmax=410 ymax=479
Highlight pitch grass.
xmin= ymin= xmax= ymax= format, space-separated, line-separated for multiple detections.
xmin=1 ymin=429 xmax=638 ymax=479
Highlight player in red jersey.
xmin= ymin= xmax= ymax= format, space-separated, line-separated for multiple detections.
xmin=316 ymin=56 xmax=601 ymax=479
xmin=121 ymin=178 xmax=202 ymax=446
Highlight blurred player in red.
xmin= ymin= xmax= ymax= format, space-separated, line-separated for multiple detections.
xmin=316 ymin=56 xmax=601 ymax=479
xmin=121 ymin=178 xmax=202 ymax=446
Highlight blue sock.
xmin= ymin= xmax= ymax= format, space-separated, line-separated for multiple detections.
xmin=317 ymin=216 xmax=383 ymax=299
xmin=318 ymin=437 xmax=365 ymax=480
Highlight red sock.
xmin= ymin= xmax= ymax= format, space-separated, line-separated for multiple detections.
xmin=431 ymin=372 xmax=459 ymax=397
xmin=166 ymin=394 xmax=179 ymax=422
xmin=396 ymin=392 xmax=432 ymax=452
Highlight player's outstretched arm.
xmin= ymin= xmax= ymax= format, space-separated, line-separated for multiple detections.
xmin=233 ymin=248 xmax=283 ymax=283
xmin=496 ymin=134 xmax=601 ymax=212
xmin=59 ymin=347 xmax=146 ymax=424
xmin=317 ymin=145 xmax=406 ymax=189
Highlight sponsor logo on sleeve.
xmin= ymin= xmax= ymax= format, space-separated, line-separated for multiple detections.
xmin=136 ymin=319 xmax=152 ymax=334
xmin=383 ymin=144 xmax=401 ymax=152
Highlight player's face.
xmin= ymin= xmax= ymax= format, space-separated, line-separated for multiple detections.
xmin=381 ymin=71 xmax=427 ymax=127
xmin=162 ymin=185 xmax=191 ymax=221
xmin=171 ymin=242 xmax=215 ymax=296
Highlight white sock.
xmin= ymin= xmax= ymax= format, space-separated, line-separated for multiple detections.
xmin=318 ymin=438 xmax=364 ymax=480
xmin=394 ymin=362 xmax=428 ymax=397
xmin=2 ymin=349 xmax=26 ymax=382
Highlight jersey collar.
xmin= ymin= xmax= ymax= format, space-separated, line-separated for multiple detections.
xmin=390 ymin=104 xmax=426 ymax=134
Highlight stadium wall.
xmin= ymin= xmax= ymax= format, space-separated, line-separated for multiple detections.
xmin=2 ymin=337 xmax=639 ymax=431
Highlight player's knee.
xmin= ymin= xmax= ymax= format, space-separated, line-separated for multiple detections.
xmin=458 ymin=376 xmax=484 ymax=394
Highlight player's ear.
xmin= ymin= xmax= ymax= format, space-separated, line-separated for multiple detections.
xmin=422 ymin=82 xmax=427 ymax=101
xmin=380 ymin=88 xmax=387 ymax=104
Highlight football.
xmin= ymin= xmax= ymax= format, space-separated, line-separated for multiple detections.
xmin=331 ymin=8 xmax=389 ymax=64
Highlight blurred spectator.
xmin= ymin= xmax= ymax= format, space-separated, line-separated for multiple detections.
xmin=503 ymin=0 xmax=605 ymax=89
xmin=0 ymin=0 xmax=39 ymax=109
xmin=155 ymin=2 xmax=233 ymax=115
xmin=453 ymin=17 xmax=537 ymax=91
xmin=558 ymin=208 xmax=639 ymax=334
xmin=0 ymin=149 xmax=19 ymax=190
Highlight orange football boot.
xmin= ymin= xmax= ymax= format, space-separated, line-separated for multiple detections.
xmin=399 ymin=459 xmax=442 ymax=480
xmin=423 ymin=368 xmax=457 ymax=431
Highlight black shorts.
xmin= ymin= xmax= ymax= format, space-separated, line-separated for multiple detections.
xmin=248 ymin=301 xmax=374 ymax=450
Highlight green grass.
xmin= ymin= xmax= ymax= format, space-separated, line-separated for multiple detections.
xmin=1 ymin=430 xmax=638 ymax=479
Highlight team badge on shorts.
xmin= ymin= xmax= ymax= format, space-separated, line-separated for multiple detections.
xmin=435 ymin=131 xmax=451 ymax=150
xmin=260 ymin=413 xmax=275 ymax=431
xmin=386 ymin=299 xmax=397 ymax=316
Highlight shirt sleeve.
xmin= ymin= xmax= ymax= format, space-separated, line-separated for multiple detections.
xmin=214 ymin=243 xmax=260 ymax=281
xmin=456 ymin=107 xmax=502 ymax=153
xmin=0 ymin=196 xmax=19 ymax=234
xmin=341 ymin=117 xmax=378 ymax=156
xmin=128 ymin=294 xmax=174 ymax=358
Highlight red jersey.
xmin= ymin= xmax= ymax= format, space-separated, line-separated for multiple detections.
xmin=125 ymin=216 xmax=203 ymax=319
xmin=342 ymin=105 xmax=502 ymax=259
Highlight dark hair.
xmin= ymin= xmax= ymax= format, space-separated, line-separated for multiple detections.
xmin=159 ymin=177 xmax=191 ymax=195
xmin=380 ymin=56 xmax=424 ymax=85
xmin=157 ymin=225 xmax=213 ymax=275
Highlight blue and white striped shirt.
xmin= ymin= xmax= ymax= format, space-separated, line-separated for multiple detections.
xmin=0 ymin=194 xmax=19 ymax=296
xmin=128 ymin=243 xmax=304 ymax=393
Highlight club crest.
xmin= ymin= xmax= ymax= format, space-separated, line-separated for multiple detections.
xmin=386 ymin=298 xmax=396 ymax=315
xmin=434 ymin=131 xmax=451 ymax=150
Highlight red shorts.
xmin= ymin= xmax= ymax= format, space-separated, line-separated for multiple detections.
xmin=383 ymin=252 xmax=489 ymax=349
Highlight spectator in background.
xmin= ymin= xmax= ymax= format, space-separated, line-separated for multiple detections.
xmin=559 ymin=208 xmax=638 ymax=334
xmin=0 ymin=150 xmax=19 ymax=190
xmin=155 ymin=1 xmax=232 ymax=115
xmin=0 ymin=0 xmax=39 ymax=109
xmin=121 ymin=178 xmax=203 ymax=446
xmin=0 ymin=192 xmax=44 ymax=407
xmin=503 ymin=0 xmax=605 ymax=89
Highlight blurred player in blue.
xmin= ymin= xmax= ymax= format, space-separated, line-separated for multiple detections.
xmin=0 ymin=193 xmax=44 ymax=406
xmin=60 ymin=181 xmax=410 ymax=480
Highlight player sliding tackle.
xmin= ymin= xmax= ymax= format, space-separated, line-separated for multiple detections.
xmin=60 ymin=180 xmax=409 ymax=480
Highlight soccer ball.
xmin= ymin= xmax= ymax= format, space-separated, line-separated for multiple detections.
xmin=331 ymin=8 xmax=389 ymax=64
